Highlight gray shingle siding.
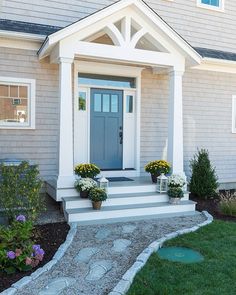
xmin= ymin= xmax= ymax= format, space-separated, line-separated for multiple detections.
xmin=1 ymin=0 xmax=236 ymax=53
xmin=0 ymin=48 xmax=60 ymax=181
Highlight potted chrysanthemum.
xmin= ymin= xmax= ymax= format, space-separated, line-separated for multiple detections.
xmin=167 ymin=174 xmax=186 ymax=204
xmin=88 ymin=187 xmax=108 ymax=210
xmin=145 ymin=160 xmax=171 ymax=183
xmin=74 ymin=178 xmax=97 ymax=198
xmin=74 ymin=163 xmax=100 ymax=179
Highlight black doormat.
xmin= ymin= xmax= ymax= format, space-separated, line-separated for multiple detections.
xmin=96 ymin=177 xmax=134 ymax=182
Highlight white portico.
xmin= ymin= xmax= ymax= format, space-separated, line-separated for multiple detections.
xmin=38 ymin=0 xmax=201 ymax=193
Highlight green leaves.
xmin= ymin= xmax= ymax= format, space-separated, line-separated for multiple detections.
xmin=0 ymin=161 xmax=44 ymax=222
xmin=189 ymin=149 xmax=219 ymax=199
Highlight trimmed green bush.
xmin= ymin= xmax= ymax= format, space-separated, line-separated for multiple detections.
xmin=189 ymin=149 xmax=218 ymax=199
xmin=0 ymin=161 xmax=44 ymax=222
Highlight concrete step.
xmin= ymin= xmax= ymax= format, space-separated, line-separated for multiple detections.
xmin=65 ymin=200 xmax=196 ymax=223
xmin=52 ymin=183 xmax=158 ymax=201
xmin=63 ymin=192 xmax=189 ymax=209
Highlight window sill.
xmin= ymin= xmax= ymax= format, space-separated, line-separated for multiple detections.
xmin=197 ymin=3 xmax=224 ymax=13
xmin=0 ymin=125 xmax=35 ymax=130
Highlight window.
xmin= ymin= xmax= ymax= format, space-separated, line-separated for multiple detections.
xmin=78 ymin=73 xmax=136 ymax=88
xmin=197 ymin=0 xmax=224 ymax=11
xmin=0 ymin=77 xmax=35 ymax=129
xmin=232 ymin=96 xmax=236 ymax=133
xmin=78 ymin=92 xmax=86 ymax=111
xmin=126 ymin=95 xmax=134 ymax=113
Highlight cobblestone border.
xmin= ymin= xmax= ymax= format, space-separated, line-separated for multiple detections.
xmin=109 ymin=211 xmax=213 ymax=295
xmin=0 ymin=223 xmax=78 ymax=295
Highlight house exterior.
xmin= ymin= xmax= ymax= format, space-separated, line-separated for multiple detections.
xmin=1 ymin=0 xmax=236 ymax=221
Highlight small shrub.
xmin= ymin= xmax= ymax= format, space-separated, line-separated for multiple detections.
xmin=168 ymin=187 xmax=184 ymax=199
xmin=189 ymin=149 xmax=218 ymax=199
xmin=0 ymin=215 xmax=45 ymax=274
xmin=74 ymin=163 xmax=100 ymax=178
xmin=0 ymin=161 xmax=44 ymax=222
xmin=74 ymin=178 xmax=97 ymax=192
xmin=219 ymin=191 xmax=236 ymax=217
xmin=88 ymin=188 xmax=107 ymax=202
xmin=145 ymin=160 xmax=171 ymax=175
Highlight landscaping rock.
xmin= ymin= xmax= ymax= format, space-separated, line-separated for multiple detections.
xmin=38 ymin=277 xmax=76 ymax=295
xmin=112 ymin=239 xmax=132 ymax=252
xmin=95 ymin=228 xmax=111 ymax=240
xmin=86 ymin=260 xmax=113 ymax=281
xmin=74 ymin=247 xmax=99 ymax=263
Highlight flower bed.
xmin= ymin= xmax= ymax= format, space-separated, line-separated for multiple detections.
xmin=0 ymin=222 xmax=69 ymax=292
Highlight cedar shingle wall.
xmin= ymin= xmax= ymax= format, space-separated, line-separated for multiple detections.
xmin=0 ymin=48 xmax=59 ymax=180
xmin=1 ymin=0 xmax=236 ymax=52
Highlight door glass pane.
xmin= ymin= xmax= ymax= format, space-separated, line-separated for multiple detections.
xmin=79 ymin=92 xmax=86 ymax=111
xmin=94 ymin=94 xmax=102 ymax=112
xmin=111 ymin=95 xmax=118 ymax=113
xmin=103 ymin=94 xmax=110 ymax=112
xmin=126 ymin=95 xmax=133 ymax=113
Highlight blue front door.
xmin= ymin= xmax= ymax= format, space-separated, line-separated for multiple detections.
xmin=90 ymin=88 xmax=123 ymax=170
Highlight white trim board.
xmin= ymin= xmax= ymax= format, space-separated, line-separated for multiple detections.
xmin=73 ymin=61 xmax=142 ymax=176
xmin=193 ymin=58 xmax=236 ymax=74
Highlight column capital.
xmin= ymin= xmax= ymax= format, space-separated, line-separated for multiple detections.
xmin=168 ymin=69 xmax=185 ymax=77
xmin=59 ymin=57 xmax=74 ymax=64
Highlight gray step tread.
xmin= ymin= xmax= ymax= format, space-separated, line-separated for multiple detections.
xmin=66 ymin=200 xmax=196 ymax=214
xmin=63 ymin=192 xmax=167 ymax=202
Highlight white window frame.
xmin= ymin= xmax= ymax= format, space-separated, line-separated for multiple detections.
xmin=232 ymin=96 xmax=236 ymax=133
xmin=0 ymin=77 xmax=36 ymax=129
xmin=197 ymin=0 xmax=224 ymax=12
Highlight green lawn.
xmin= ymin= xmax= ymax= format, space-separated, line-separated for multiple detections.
xmin=127 ymin=221 xmax=236 ymax=295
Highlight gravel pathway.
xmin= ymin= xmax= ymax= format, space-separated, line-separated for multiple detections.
xmin=16 ymin=213 xmax=206 ymax=295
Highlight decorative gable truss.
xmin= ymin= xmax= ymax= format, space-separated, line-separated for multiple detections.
xmin=39 ymin=0 xmax=201 ymax=70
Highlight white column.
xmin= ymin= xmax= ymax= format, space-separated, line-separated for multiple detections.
xmin=57 ymin=57 xmax=74 ymax=187
xmin=167 ymin=69 xmax=185 ymax=176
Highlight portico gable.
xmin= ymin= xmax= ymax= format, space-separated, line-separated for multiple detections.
xmin=38 ymin=0 xmax=201 ymax=188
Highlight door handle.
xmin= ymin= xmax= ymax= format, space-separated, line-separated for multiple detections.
xmin=119 ymin=131 xmax=123 ymax=144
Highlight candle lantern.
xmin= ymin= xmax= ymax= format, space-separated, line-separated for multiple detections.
xmin=157 ymin=173 xmax=168 ymax=193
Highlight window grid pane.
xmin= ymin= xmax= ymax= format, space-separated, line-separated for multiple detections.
xmin=201 ymin=0 xmax=220 ymax=7
xmin=78 ymin=92 xmax=86 ymax=111
xmin=0 ymin=83 xmax=29 ymax=125
xmin=126 ymin=95 xmax=133 ymax=113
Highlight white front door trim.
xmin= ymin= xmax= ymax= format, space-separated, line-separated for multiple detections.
xmin=74 ymin=61 xmax=143 ymax=177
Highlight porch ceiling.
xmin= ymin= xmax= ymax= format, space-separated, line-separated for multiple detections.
xmin=38 ymin=0 xmax=201 ymax=69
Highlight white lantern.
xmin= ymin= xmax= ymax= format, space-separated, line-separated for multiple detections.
xmin=157 ymin=173 xmax=168 ymax=193
xmin=98 ymin=176 xmax=109 ymax=193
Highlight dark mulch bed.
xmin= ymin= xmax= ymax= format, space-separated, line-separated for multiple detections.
xmin=190 ymin=194 xmax=236 ymax=222
xmin=0 ymin=222 xmax=70 ymax=292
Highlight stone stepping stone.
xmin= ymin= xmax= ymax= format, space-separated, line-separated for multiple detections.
xmin=112 ymin=239 xmax=131 ymax=253
xmin=39 ymin=277 xmax=76 ymax=295
xmin=74 ymin=247 xmax=99 ymax=263
xmin=122 ymin=225 xmax=136 ymax=234
xmin=86 ymin=260 xmax=113 ymax=281
xmin=95 ymin=228 xmax=111 ymax=240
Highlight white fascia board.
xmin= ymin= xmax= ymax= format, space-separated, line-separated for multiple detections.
xmin=194 ymin=57 xmax=236 ymax=74
xmin=134 ymin=1 xmax=202 ymax=65
xmin=39 ymin=0 xmax=201 ymax=65
xmin=0 ymin=30 xmax=45 ymax=42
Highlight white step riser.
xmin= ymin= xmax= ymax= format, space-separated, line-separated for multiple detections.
xmin=65 ymin=195 xmax=189 ymax=209
xmin=67 ymin=203 xmax=196 ymax=223
xmin=57 ymin=185 xmax=157 ymax=201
